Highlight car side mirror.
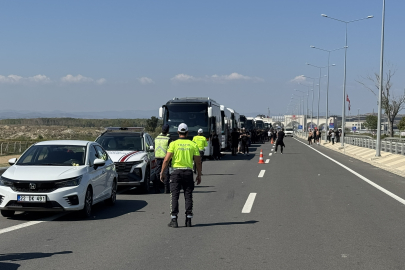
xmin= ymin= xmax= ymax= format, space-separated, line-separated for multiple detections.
xmin=149 ymin=146 xmax=154 ymax=152
xmin=8 ymin=158 xmax=17 ymax=165
xmin=93 ymin=159 xmax=106 ymax=167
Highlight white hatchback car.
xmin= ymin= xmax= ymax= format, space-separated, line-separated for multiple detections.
xmin=0 ymin=140 xmax=118 ymax=218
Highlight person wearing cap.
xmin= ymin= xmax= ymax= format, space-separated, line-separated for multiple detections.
xmin=160 ymin=123 xmax=202 ymax=228
xmin=192 ymin=128 xmax=208 ymax=173
xmin=154 ymin=124 xmax=173 ymax=194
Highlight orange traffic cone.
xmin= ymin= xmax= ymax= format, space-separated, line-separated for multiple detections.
xmin=258 ymin=149 xmax=265 ymax=164
xmin=271 ymin=138 xmax=274 ymax=144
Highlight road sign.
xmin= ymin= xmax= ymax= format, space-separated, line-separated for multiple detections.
xmin=352 ymin=127 xmax=357 ymax=131
xmin=329 ymin=123 xmax=334 ymax=129
xmin=298 ymin=125 xmax=303 ymax=130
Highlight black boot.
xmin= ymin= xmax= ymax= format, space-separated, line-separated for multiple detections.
xmin=185 ymin=216 xmax=192 ymax=227
xmin=164 ymin=185 xmax=170 ymax=194
xmin=154 ymin=185 xmax=161 ymax=194
xmin=168 ymin=217 xmax=178 ymax=228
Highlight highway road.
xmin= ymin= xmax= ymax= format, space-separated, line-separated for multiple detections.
xmin=2 ymin=137 xmax=405 ymax=269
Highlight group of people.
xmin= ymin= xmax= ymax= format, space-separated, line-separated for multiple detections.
xmin=230 ymin=127 xmax=252 ymax=156
xmin=327 ymin=128 xmax=342 ymax=145
xmin=307 ymin=128 xmax=343 ymax=145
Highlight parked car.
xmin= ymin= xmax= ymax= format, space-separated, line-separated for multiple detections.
xmin=95 ymin=127 xmax=157 ymax=193
xmin=0 ymin=140 xmax=117 ymax=218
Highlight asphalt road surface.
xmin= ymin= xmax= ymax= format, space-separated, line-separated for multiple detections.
xmin=2 ymin=137 xmax=405 ymax=269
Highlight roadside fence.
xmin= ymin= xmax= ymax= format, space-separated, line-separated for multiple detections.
xmin=0 ymin=141 xmax=35 ymax=156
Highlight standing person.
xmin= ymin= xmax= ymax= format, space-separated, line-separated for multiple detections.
xmin=308 ymin=129 xmax=313 ymax=145
xmin=193 ymin=129 xmax=208 ymax=174
xmin=160 ymin=123 xmax=202 ymax=228
xmin=230 ymin=128 xmax=240 ymax=156
xmin=316 ymin=129 xmax=320 ymax=145
xmin=275 ymin=128 xmax=286 ymax=154
xmin=336 ymin=128 xmax=341 ymax=143
xmin=154 ymin=124 xmax=172 ymax=194
xmin=272 ymin=129 xmax=277 ymax=144
xmin=268 ymin=129 xmax=271 ymax=142
xmin=211 ymin=130 xmax=221 ymax=160
xmin=240 ymin=128 xmax=250 ymax=155
xmin=331 ymin=130 xmax=335 ymax=145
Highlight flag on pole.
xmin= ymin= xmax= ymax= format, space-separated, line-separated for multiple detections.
xmin=346 ymin=94 xmax=351 ymax=111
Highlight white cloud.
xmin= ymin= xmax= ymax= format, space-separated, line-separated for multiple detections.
xmin=138 ymin=77 xmax=155 ymax=85
xmin=61 ymin=74 xmax=106 ymax=84
xmin=290 ymin=75 xmax=306 ymax=83
xmin=171 ymin=74 xmax=199 ymax=82
xmin=28 ymin=74 xmax=51 ymax=83
xmin=0 ymin=74 xmax=50 ymax=84
xmin=171 ymin=73 xmax=263 ymax=83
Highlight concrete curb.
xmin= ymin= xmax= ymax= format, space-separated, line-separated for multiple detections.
xmin=296 ymin=134 xmax=405 ymax=178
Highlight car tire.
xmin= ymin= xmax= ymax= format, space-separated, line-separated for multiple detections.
xmin=105 ymin=180 xmax=117 ymax=206
xmin=1 ymin=210 xmax=15 ymax=217
xmin=140 ymin=167 xmax=150 ymax=194
xmin=79 ymin=187 xmax=93 ymax=218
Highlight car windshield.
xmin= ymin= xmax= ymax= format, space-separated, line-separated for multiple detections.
xmin=286 ymin=129 xmax=293 ymax=132
xmin=165 ymin=104 xmax=208 ymax=135
xmin=16 ymin=145 xmax=86 ymax=166
xmin=96 ymin=134 xmax=144 ymax=151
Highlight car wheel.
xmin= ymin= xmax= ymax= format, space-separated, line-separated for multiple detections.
xmin=1 ymin=210 xmax=15 ymax=217
xmin=105 ymin=180 xmax=117 ymax=206
xmin=79 ymin=187 xmax=93 ymax=218
xmin=141 ymin=168 xmax=150 ymax=193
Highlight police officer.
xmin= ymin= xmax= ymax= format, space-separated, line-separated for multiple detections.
xmin=160 ymin=123 xmax=202 ymax=228
xmin=192 ymin=128 xmax=208 ymax=174
xmin=154 ymin=124 xmax=172 ymax=194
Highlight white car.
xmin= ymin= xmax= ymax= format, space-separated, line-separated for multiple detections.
xmin=285 ymin=128 xmax=294 ymax=137
xmin=0 ymin=140 xmax=117 ymax=218
xmin=95 ymin=127 xmax=157 ymax=193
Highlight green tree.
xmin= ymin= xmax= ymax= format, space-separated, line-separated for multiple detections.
xmin=397 ymin=117 xmax=405 ymax=131
xmin=146 ymin=116 xmax=159 ymax=132
xmin=364 ymin=115 xmax=378 ymax=131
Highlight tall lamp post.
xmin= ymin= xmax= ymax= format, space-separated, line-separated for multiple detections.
xmin=295 ymin=89 xmax=306 ymax=133
xmin=299 ymin=83 xmax=313 ymax=132
xmin=322 ymin=13 xmax=374 ymax=147
xmin=376 ymin=0 xmax=385 ymax=157
xmin=304 ymin=76 xmax=324 ymax=130
xmin=310 ymin=45 xmax=344 ymax=140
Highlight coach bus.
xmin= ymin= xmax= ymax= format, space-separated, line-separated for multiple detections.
xmin=159 ymin=97 xmax=222 ymax=158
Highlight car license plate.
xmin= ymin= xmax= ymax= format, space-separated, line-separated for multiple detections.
xmin=17 ymin=195 xmax=47 ymax=203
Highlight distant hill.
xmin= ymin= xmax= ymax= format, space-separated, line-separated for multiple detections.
xmin=0 ymin=109 xmax=158 ymax=119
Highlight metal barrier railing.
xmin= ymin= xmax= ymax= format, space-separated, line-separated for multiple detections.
xmin=0 ymin=141 xmax=34 ymax=156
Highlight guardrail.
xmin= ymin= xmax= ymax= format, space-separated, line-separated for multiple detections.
xmin=343 ymin=136 xmax=405 ymax=155
xmin=0 ymin=141 xmax=35 ymax=156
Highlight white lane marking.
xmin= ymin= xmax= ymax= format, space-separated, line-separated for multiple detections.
xmin=258 ymin=170 xmax=266 ymax=177
xmin=265 ymin=159 xmax=270 ymax=163
xmin=0 ymin=213 xmax=66 ymax=235
xmin=269 ymin=153 xmax=273 ymax=156
xmin=293 ymin=138 xmax=405 ymax=206
xmin=271 ymin=149 xmax=274 ymax=151
xmin=242 ymin=193 xmax=257 ymax=213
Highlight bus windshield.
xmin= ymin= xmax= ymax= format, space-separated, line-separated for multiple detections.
xmin=246 ymin=120 xmax=253 ymax=130
xmin=165 ymin=104 xmax=208 ymax=136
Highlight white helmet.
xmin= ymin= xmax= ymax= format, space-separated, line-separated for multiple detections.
xmin=198 ymin=129 xmax=203 ymax=134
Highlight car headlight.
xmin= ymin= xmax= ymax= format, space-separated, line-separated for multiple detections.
xmin=0 ymin=176 xmax=13 ymax=187
xmin=55 ymin=176 xmax=82 ymax=188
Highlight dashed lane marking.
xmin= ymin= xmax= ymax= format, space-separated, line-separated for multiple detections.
xmin=265 ymin=159 xmax=270 ymax=163
xmin=269 ymin=153 xmax=273 ymax=156
xmin=271 ymin=149 xmax=274 ymax=152
xmin=294 ymin=137 xmax=405 ymax=207
xmin=0 ymin=213 xmax=66 ymax=236
xmin=242 ymin=193 xmax=257 ymax=213
xmin=258 ymin=170 xmax=266 ymax=177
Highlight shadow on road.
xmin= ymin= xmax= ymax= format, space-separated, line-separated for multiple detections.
xmin=0 ymin=251 xmax=72 ymax=270
xmin=193 ymin=190 xmax=216 ymax=193
xmin=202 ymin=174 xmax=234 ymax=176
xmin=193 ymin=220 xmax=258 ymax=227
xmin=56 ymin=199 xmax=148 ymax=221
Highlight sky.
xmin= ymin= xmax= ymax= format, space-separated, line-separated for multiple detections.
xmin=0 ymin=0 xmax=404 ymax=117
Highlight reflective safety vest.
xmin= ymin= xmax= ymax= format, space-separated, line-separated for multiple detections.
xmin=154 ymin=134 xmax=171 ymax=158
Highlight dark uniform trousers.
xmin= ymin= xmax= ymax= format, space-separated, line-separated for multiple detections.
xmin=170 ymin=169 xmax=194 ymax=216
xmin=155 ymin=158 xmax=169 ymax=188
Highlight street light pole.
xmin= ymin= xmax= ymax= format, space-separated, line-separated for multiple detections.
xmin=310 ymin=45 xmax=345 ymax=141
xmin=376 ymin=0 xmax=385 ymax=157
xmin=322 ymin=13 xmax=374 ymax=147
